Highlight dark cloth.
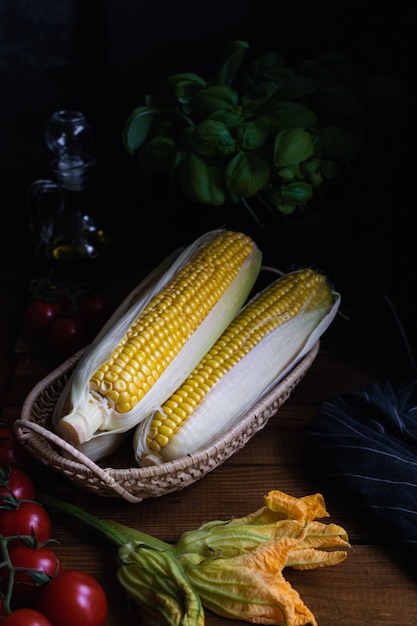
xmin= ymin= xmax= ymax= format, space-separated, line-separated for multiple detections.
xmin=304 ymin=379 xmax=417 ymax=559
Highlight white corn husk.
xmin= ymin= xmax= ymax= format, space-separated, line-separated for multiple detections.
xmin=134 ymin=288 xmax=341 ymax=466
xmin=52 ymin=230 xmax=262 ymax=461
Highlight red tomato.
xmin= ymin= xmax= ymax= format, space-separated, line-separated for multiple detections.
xmin=1 ymin=543 xmax=62 ymax=609
xmin=47 ymin=316 xmax=87 ymax=356
xmin=24 ymin=300 xmax=63 ymax=340
xmin=0 ymin=466 xmax=35 ymax=504
xmin=78 ymin=291 xmax=108 ymax=332
xmin=0 ymin=608 xmax=52 ymax=626
xmin=38 ymin=570 xmax=108 ymax=626
xmin=0 ymin=501 xmax=51 ymax=543
xmin=0 ymin=426 xmax=33 ymax=470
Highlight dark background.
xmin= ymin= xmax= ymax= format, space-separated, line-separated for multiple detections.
xmin=0 ymin=1 xmax=415 ymax=346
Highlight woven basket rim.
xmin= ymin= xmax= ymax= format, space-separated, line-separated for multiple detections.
xmin=15 ymin=342 xmax=319 ymax=502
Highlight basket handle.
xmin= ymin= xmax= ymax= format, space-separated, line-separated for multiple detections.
xmin=13 ymin=419 xmax=143 ymax=503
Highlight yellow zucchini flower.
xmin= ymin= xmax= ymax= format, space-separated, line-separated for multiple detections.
xmin=37 ymin=490 xmax=349 ymax=626
xmin=175 ymin=491 xmax=349 ymax=625
xmin=178 ymin=538 xmax=317 ymax=625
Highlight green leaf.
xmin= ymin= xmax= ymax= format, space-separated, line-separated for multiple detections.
xmin=177 ymin=152 xmax=226 ymax=205
xmin=298 ymin=52 xmax=360 ymax=85
xmin=275 ymin=76 xmax=316 ymax=100
xmin=318 ymin=85 xmax=366 ymax=118
xmin=225 ymin=151 xmax=270 ymax=197
xmin=191 ymin=85 xmax=239 ymax=119
xmin=240 ymin=81 xmax=284 ymax=118
xmin=301 ymin=157 xmax=322 ymax=175
xmin=139 ymin=136 xmax=178 ymax=174
xmin=278 ymin=202 xmax=298 ymax=215
xmin=262 ymin=101 xmax=318 ymax=130
xmin=209 ymin=108 xmax=244 ymax=128
xmin=317 ymin=126 xmax=359 ymax=159
xmin=217 ymin=40 xmax=249 ymax=84
xmin=274 ymin=128 xmax=314 ymax=167
xmin=281 ymin=181 xmax=314 ymax=204
xmin=234 ymin=119 xmax=269 ymax=151
xmin=123 ymin=106 xmax=157 ymax=155
xmin=321 ymin=159 xmax=340 ymax=180
xmin=189 ymin=120 xmax=236 ymax=157
xmin=158 ymin=73 xmax=207 ymax=107
xmin=277 ymin=167 xmax=296 ymax=181
xmin=240 ymin=81 xmax=279 ymax=108
xmin=249 ymin=51 xmax=287 ymax=82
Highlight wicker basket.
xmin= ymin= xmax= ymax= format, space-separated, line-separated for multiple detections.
xmin=14 ymin=342 xmax=319 ymax=503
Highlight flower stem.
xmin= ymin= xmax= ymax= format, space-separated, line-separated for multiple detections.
xmin=36 ymin=492 xmax=170 ymax=551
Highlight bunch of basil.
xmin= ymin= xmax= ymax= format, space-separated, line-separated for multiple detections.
xmin=123 ymin=41 xmax=409 ymax=223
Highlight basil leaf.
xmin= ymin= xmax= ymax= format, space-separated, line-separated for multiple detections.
xmin=123 ymin=106 xmax=157 ymax=155
xmin=281 ymin=181 xmax=314 ymax=204
xmin=274 ymin=128 xmax=314 ymax=167
xmin=139 ymin=136 xmax=178 ymax=174
xmin=317 ymin=126 xmax=359 ymax=159
xmin=263 ymin=101 xmax=318 ymax=130
xmin=225 ymin=151 xmax=270 ymax=197
xmin=178 ymin=152 xmax=226 ymax=205
xmin=189 ymin=120 xmax=236 ymax=157
xmin=234 ymin=119 xmax=269 ymax=151
xmin=191 ymin=85 xmax=239 ymax=119
xmin=217 ymin=40 xmax=249 ymax=84
xmin=158 ymin=73 xmax=206 ymax=107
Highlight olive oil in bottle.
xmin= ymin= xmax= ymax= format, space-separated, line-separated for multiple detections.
xmin=28 ymin=110 xmax=117 ymax=287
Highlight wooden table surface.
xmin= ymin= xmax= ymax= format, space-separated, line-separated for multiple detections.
xmin=1 ymin=269 xmax=417 ymax=625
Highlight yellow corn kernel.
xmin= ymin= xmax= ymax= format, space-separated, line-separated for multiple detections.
xmin=134 ymin=268 xmax=340 ymax=466
xmin=89 ymin=231 xmax=255 ymax=413
xmin=53 ymin=230 xmax=262 ymax=460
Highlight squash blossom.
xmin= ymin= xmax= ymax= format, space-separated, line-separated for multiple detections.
xmin=37 ymin=493 xmax=204 ymax=626
xmin=175 ymin=491 xmax=349 ymax=625
xmin=37 ymin=490 xmax=349 ymax=626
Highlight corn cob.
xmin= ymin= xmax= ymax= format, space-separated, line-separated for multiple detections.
xmin=134 ymin=267 xmax=340 ymax=466
xmin=52 ymin=230 xmax=262 ymax=461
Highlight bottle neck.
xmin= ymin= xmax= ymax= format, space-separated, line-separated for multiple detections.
xmin=51 ymin=154 xmax=96 ymax=192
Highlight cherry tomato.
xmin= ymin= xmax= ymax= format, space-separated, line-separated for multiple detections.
xmin=38 ymin=570 xmax=108 ymax=626
xmin=77 ymin=291 xmax=108 ymax=332
xmin=0 ymin=466 xmax=35 ymax=504
xmin=0 ymin=501 xmax=51 ymax=543
xmin=0 ymin=543 xmax=62 ymax=609
xmin=0 ymin=608 xmax=52 ymax=626
xmin=47 ymin=316 xmax=87 ymax=356
xmin=0 ymin=426 xmax=33 ymax=470
xmin=24 ymin=300 xmax=63 ymax=340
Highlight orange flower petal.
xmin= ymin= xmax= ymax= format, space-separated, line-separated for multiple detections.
xmin=264 ymin=491 xmax=330 ymax=522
